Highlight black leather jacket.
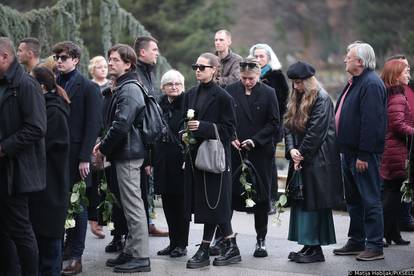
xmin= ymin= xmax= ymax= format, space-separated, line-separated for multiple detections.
xmin=100 ymin=71 xmax=146 ymax=161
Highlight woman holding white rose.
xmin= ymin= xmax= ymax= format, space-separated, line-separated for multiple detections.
xmin=226 ymin=57 xmax=280 ymax=258
xmin=181 ymin=53 xmax=240 ymax=269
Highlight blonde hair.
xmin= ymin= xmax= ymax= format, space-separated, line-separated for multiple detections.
xmin=88 ymin=56 xmax=107 ymax=77
xmin=284 ymin=76 xmax=320 ymax=132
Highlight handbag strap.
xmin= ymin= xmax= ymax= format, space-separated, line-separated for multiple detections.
xmin=212 ymin=123 xmax=221 ymax=142
xmin=203 ymin=171 xmax=223 ymax=210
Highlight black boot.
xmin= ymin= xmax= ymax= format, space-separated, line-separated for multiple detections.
xmin=288 ymin=245 xmax=310 ymax=261
xmin=295 ymin=245 xmax=325 ymax=263
xmin=209 ymin=236 xmax=225 ymax=256
xmin=186 ymin=242 xmax=210 ymax=269
xmin=253 ymin=239 xmax=268 ymax=257
xmin=213 ymin=235 xmax=242 ymax=266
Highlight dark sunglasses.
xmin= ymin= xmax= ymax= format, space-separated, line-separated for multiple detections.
xmin=240 ymin=62 xmax=259 ymax=69
xmin=191 ymin=64 xmax=213 ymax=71
xmin=53 ymin=55 xmax=71 ymax=62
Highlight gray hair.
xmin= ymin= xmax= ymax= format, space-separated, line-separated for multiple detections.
xmin=347 ymin=42 xmax=376 ymax=70
xmin=160 ymin=69 xmax=185 ymax=91
xmin=249 ymin=43 xmax=282 ymax=70
xmin=0 ymin=37 xmax=15 ymax=56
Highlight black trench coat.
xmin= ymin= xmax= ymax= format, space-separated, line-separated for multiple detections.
xmin=226 ymin=81 xmax=280 ymax=211
xmin=29 ymin=92 xmax=70 ymax=238
xmin=285 ymin=89 xmax=343 ymax=211
xmin=182 ymin=81 xmax=236 ymax=224
xmin=153 ymin=94 xmax=185 ymax=195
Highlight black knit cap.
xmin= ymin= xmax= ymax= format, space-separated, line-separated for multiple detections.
xmin=286 ymin=61 xmax=315 ymax=80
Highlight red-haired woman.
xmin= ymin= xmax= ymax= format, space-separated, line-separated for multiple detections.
xmin=380 ymin=59 xmax=413 ymax=246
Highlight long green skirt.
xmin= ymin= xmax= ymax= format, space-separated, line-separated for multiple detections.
xmin=288 ymin=205 xmax=336 ymax=245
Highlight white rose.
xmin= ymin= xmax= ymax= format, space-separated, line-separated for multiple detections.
xmin=187 ymin=109 xmax=195 ymax=119
xmin=403 ymin=197 xmax=412 ymax=203
xmin=245 ymin=198 xmax=256 ymax=208
xmin=107 ymin=222 xmax=115 ymax=231
xmin=65 ymin=218 xmax=76 ymax=229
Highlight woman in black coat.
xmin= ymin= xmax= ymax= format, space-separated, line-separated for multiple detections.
xmin=284 ymin=61 xmax=343 ymax=263
xmin=182 ymin=53 xmax=240 ymax=269
xmin=250 ymin=43 xmax=289 ymax=210
xmin=153 ymin=69 xmax=189 ymax=258
xmin=29 ymin=66 xmax=71 ymax=275
xmin=226 ymin=57 xmax=280 ymax=258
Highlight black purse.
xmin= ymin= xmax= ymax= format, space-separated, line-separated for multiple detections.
xmin=286 ymin=170 xmax=304 ymax=201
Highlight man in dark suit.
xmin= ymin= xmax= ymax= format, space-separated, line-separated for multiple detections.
xmin=53 ymin=41 xmax=102 ymax=275
xmin=0 ymin=36 xmax=46 ymax=276
xmin=133 ymin=36 xmax=168 ymax=237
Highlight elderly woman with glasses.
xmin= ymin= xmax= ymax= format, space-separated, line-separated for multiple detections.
xmin=226 ymin=57 xmax=280 ymax=258
xmin=182 ymin=53 xmax=240 ymax=269
xmin=153 ymin=69 xmax=190 ymax=258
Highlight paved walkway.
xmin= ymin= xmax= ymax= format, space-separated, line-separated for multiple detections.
xmin=76 ymin=208 xmax=414 ymax=275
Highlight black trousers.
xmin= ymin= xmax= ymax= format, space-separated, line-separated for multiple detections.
xmin=254 ymin=208 xmax=268 ymax=240
xmin=162 ymin=194 xmax=189 ymax=248
xmin=86 ymin=169 xmax=106 ymax=222
xmin=214 ymin=206 xmax=268 ymax=240
xmin=0 ymin=194 xmax=38 ymax=276
xmin=383 ymin=178 xmax=404 ymax=240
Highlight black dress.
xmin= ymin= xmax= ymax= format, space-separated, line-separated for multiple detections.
xmin=153 ymin=94 xmax=189 ymax=248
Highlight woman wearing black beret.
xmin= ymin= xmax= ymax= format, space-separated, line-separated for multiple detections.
xmin=284 ymin=61 xmax=343 ymax=263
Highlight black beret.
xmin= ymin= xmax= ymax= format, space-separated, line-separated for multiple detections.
xmin=286 ymin=61 xmax=315 ymax=80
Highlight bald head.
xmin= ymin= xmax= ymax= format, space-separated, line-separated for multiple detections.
xmin=0 ymin=37 xmax=16 ymax=76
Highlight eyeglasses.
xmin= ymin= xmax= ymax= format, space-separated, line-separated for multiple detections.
xmin=191 ymin=64 xmax=213 ymax=71
xmin=165 ymin=82 xmax=182 ymax=88
xmin=240 ymin=62 xmax=259 ymax=69
xmin=53 ymin=55 xmax=71 ymax=62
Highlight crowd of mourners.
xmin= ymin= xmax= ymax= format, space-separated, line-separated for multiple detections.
xmin=0 ymin=28 xmax=413 ymax=276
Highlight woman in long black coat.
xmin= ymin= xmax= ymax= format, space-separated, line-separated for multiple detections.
xmin=29 ymin=66 xmax=71 ymax=275
xmin=182 ymin=53 xmax=240 ymax=269
xmin=153 ymin=69 xmax=189 ymax=258
xmin=284 ymin=61 xmax=343 ymax=263
xmin=226 ymin=57 xmax=279 ymax=258
xmin=250 ymin=43 xmax=289 ymax=210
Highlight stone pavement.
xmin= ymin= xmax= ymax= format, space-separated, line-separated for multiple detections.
xmin=76 ymin=208 xmax=414 ymax=275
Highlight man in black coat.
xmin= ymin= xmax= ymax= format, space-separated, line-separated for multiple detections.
xmin=133 ymin=36 xmax=168 ymax=237
xmin=53 ymin=41 xmax=102 ymax=275
xmin=0 ymin=37 xmax=47 ymax=276
xmin=94 ymin=43 xmax=150 ymax=273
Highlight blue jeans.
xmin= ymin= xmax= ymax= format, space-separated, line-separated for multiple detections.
xmin=37 ymin=235 xmax=62 ymax=276
xmin=342 ymin=153 xmax=383 ymax=251
xmin=66 ymin=205 xmax=88 ymax=260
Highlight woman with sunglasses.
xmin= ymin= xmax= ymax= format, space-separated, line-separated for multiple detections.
xmin=182 ymin=53 xmax=240 ymax=269
xmin=284 ymin=61 xmax=342 ymax=263
xmin=249 ymin=44 xmax=289 ymax=214
xmin=154 ymin=70 xmax=190 ymax=258
xmin=226 ymin=57 xmax=280 ymax=257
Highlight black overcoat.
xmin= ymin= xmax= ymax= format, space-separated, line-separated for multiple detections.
xmin=29 ymin=92 xmax=70 ymax=238
xmin=261 ymin=69 xmax=289 ymax=142
xmin=0 ymin=60 xmax=46 ymax=195
xmin=226 ymin=81 xmax=280 ymax=211
xmin=285 ymin=89 xmax=343 ymax=211
xmin=57 ymin=70 xmax=102 ymax=187
xmin=182 ymin=81 xmax=236 ymax=224
xmin=153 ymin=94 xmax=185 ymax=195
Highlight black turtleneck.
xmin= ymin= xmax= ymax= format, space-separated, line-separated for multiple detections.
xmin=57 ymin=68 xmax=77 ymax=92
xmin=195 ymin=80 xmax=214 ymax=115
